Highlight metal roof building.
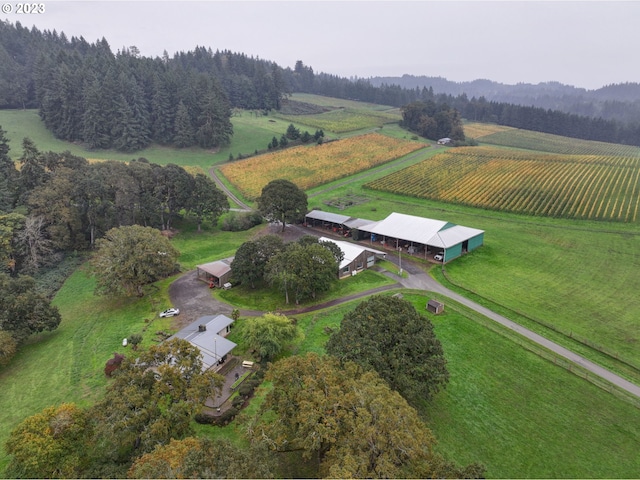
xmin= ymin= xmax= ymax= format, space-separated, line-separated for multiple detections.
xmin=358 ymin=212 xmax=484 ymax=263
xmin=168 ymin=314 xmax=236 ymax=371
xmin=318 ymin=236 xmax=386 ymax=277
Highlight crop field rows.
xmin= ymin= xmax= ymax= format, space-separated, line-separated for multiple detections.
xmin=364 ymin=146 xmax=640 ymax=222
xmin=219 ymin=133 xmax=425 ymax=200
xmin=478 ymin=127 xmax=640 ymax=156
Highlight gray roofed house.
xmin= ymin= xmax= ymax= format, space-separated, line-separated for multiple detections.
xmin=168 ymin=314 xmax=236 ymax=371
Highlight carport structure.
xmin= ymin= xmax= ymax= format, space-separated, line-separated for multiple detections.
xmin=196 ymin=258 xmax=234 ymax=287
xmin=358 ymin=212 xmax=484 ymax=263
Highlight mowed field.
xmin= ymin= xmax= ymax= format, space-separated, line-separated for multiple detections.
xmin=365 ymin=146 xmax=640 ymax=221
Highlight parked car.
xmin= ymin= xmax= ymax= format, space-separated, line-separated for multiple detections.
xmin=433 ymin=254 xmax=443 ymax=261
xmin=159 ymin=308 xmax=180 ymax=318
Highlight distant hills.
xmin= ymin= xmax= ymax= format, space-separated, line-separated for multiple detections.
xmin=368 ymin=75 xmax=640 ymax=124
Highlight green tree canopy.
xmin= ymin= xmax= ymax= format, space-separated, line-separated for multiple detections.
xmin=257 ymin=353 xmax=474 ymax=479
xmin=0 ymin=273 xmax=62 ymax=344
xmin=257 ymin=179 xmax=307 ymax=232
xmin=5 ymin=403 xmax=90 ymax=479
xmin=243 ymin=312 xmax=300 ymax=362
xmin=187 ymin=173 xmax=229 ymax=231
xmin=266 ymin=241 xmax=338 ymax=304
xmin=231 ymin=234 xmax=284 ymax=288
xmin=90 ymin=225 xmax=180 ymax=297
xmin=326 ymin=295 xmax=449 ymax=405
xmin=89 ymin=339 xmax=224 ymax=466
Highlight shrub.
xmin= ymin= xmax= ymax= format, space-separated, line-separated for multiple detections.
xmin=211 ymin=407 xmax=238 ymax=426
xmin=220 ymin=211 xmax=263 ymax=232
xmin=194 ymin=412 xmax=214 ymax=425
xmin=104 ymin=353 xmax=125 ymax=377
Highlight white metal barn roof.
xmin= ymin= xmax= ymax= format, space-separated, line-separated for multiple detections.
xmin=319 ymin=237 xmax=386 ymax=269
xmin=430 ymin=225 xmax=485 ymax=248
xmin=361 ymin=212 xmax=449 ymax=245
xmin=305 ymin=210 xmax=352 ymax=224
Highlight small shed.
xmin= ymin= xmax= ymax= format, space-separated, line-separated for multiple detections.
xmin=196 ymin=257 xmax=234 ymax=287
xmin=427 ymin=299 xmax=444 ymax=314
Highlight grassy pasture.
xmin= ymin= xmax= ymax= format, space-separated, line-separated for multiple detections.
xmin=0 ymin=109 xmax=317 ymax=169
xmin=0 ymin=269 xmax=176 ymax=473
xmin=275 ymin=93 xmax=402 ymax=133
xmin=288 ymin=92 xmax=400 ymax=112
xmin=274 ymin=108 xmax=401 ymax=133
xmin=266 ymin=292 xmax=640 ymax=478
xmin=365 ymin=146 xmax=640 ymax=222
xmin=478 ymin=125 xmax=640 ymax=156
xmin=219 ymin=133 xmax=425 ymax=200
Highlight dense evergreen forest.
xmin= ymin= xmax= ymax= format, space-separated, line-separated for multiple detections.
xmin=0 ymin=21 xmax=286 ymax=152
xmin=370 ymin=74 xmax=640 ymax=126
xmin=2 ymin=20 xmax=640 ymax=150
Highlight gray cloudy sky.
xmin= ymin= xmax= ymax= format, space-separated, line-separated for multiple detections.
xmin=3 ymin=1 xmax=638 ymax=90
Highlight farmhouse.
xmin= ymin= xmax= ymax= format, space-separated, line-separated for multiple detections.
xmin=437 ymin=137 xmax=452 ymax=145
xmin=196 ymin=257 xmax=233 ymax=287
xmin=318 ymin=236 xmax=386 ymax=278
xmin=357 ymin=212 xmax=484 ymax=263
xmin=167 ymin=314 xmax=236 ymax=371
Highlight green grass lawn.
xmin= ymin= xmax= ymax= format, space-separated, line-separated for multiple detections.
xmin=0 ymin=109 xmax=315 ymax=169
xmin=0 ymin=269 xmax=176 ymax=473
xmin=275 ymin=292 xmax=640 ymax=478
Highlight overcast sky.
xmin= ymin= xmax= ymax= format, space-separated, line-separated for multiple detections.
xmin=3 ymin=1 xmax=638 ymax=90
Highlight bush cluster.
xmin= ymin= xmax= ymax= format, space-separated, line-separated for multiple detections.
xmin=220 ymin=211 xmax=263 ymax=232
xmin=195 ymin=407 xmax=239 ymax=426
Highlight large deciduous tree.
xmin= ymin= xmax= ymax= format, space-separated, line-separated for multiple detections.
xmin=90 ymin=225 xmax=180 ymax=297
xmin=90 ymin=339 xmax=224 ymax=465
xmin=0 ymin=273 xmax=62 ymax=344
xmin=257 ymin=353 xmax=473 ymax=479
xmin=266 ymin=241 xmax=338 ymax=305
xmin=5 ymin=403 xmax=90 ymax=479
xmin=243 ymin=312 xmax=299 ymax=362
xmin=127 ymin=436 xmax=276 ymax=479
xmin=326 ymin=295 xmax=449 ymax=405
xmin=187 ymin=173 xmax=229 ymax=231
xmin=231 ymin=234 xmax=284 ymax=288
xmin=257 ymin=179 xmax=307 ymax=232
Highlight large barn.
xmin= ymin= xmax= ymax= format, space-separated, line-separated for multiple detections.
xmin=358 ymin=212 xmax=484 ymax=262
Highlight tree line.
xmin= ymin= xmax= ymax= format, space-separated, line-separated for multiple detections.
xmin=0 ymin=21 xmax=288 ymax=151
xmin=8 ymin=19 xmax=638 ymax=152
xmin=0 ymin=130 xmax=229 ymax=275
xmin=289 ymin=61 xmax=640 ymax=146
